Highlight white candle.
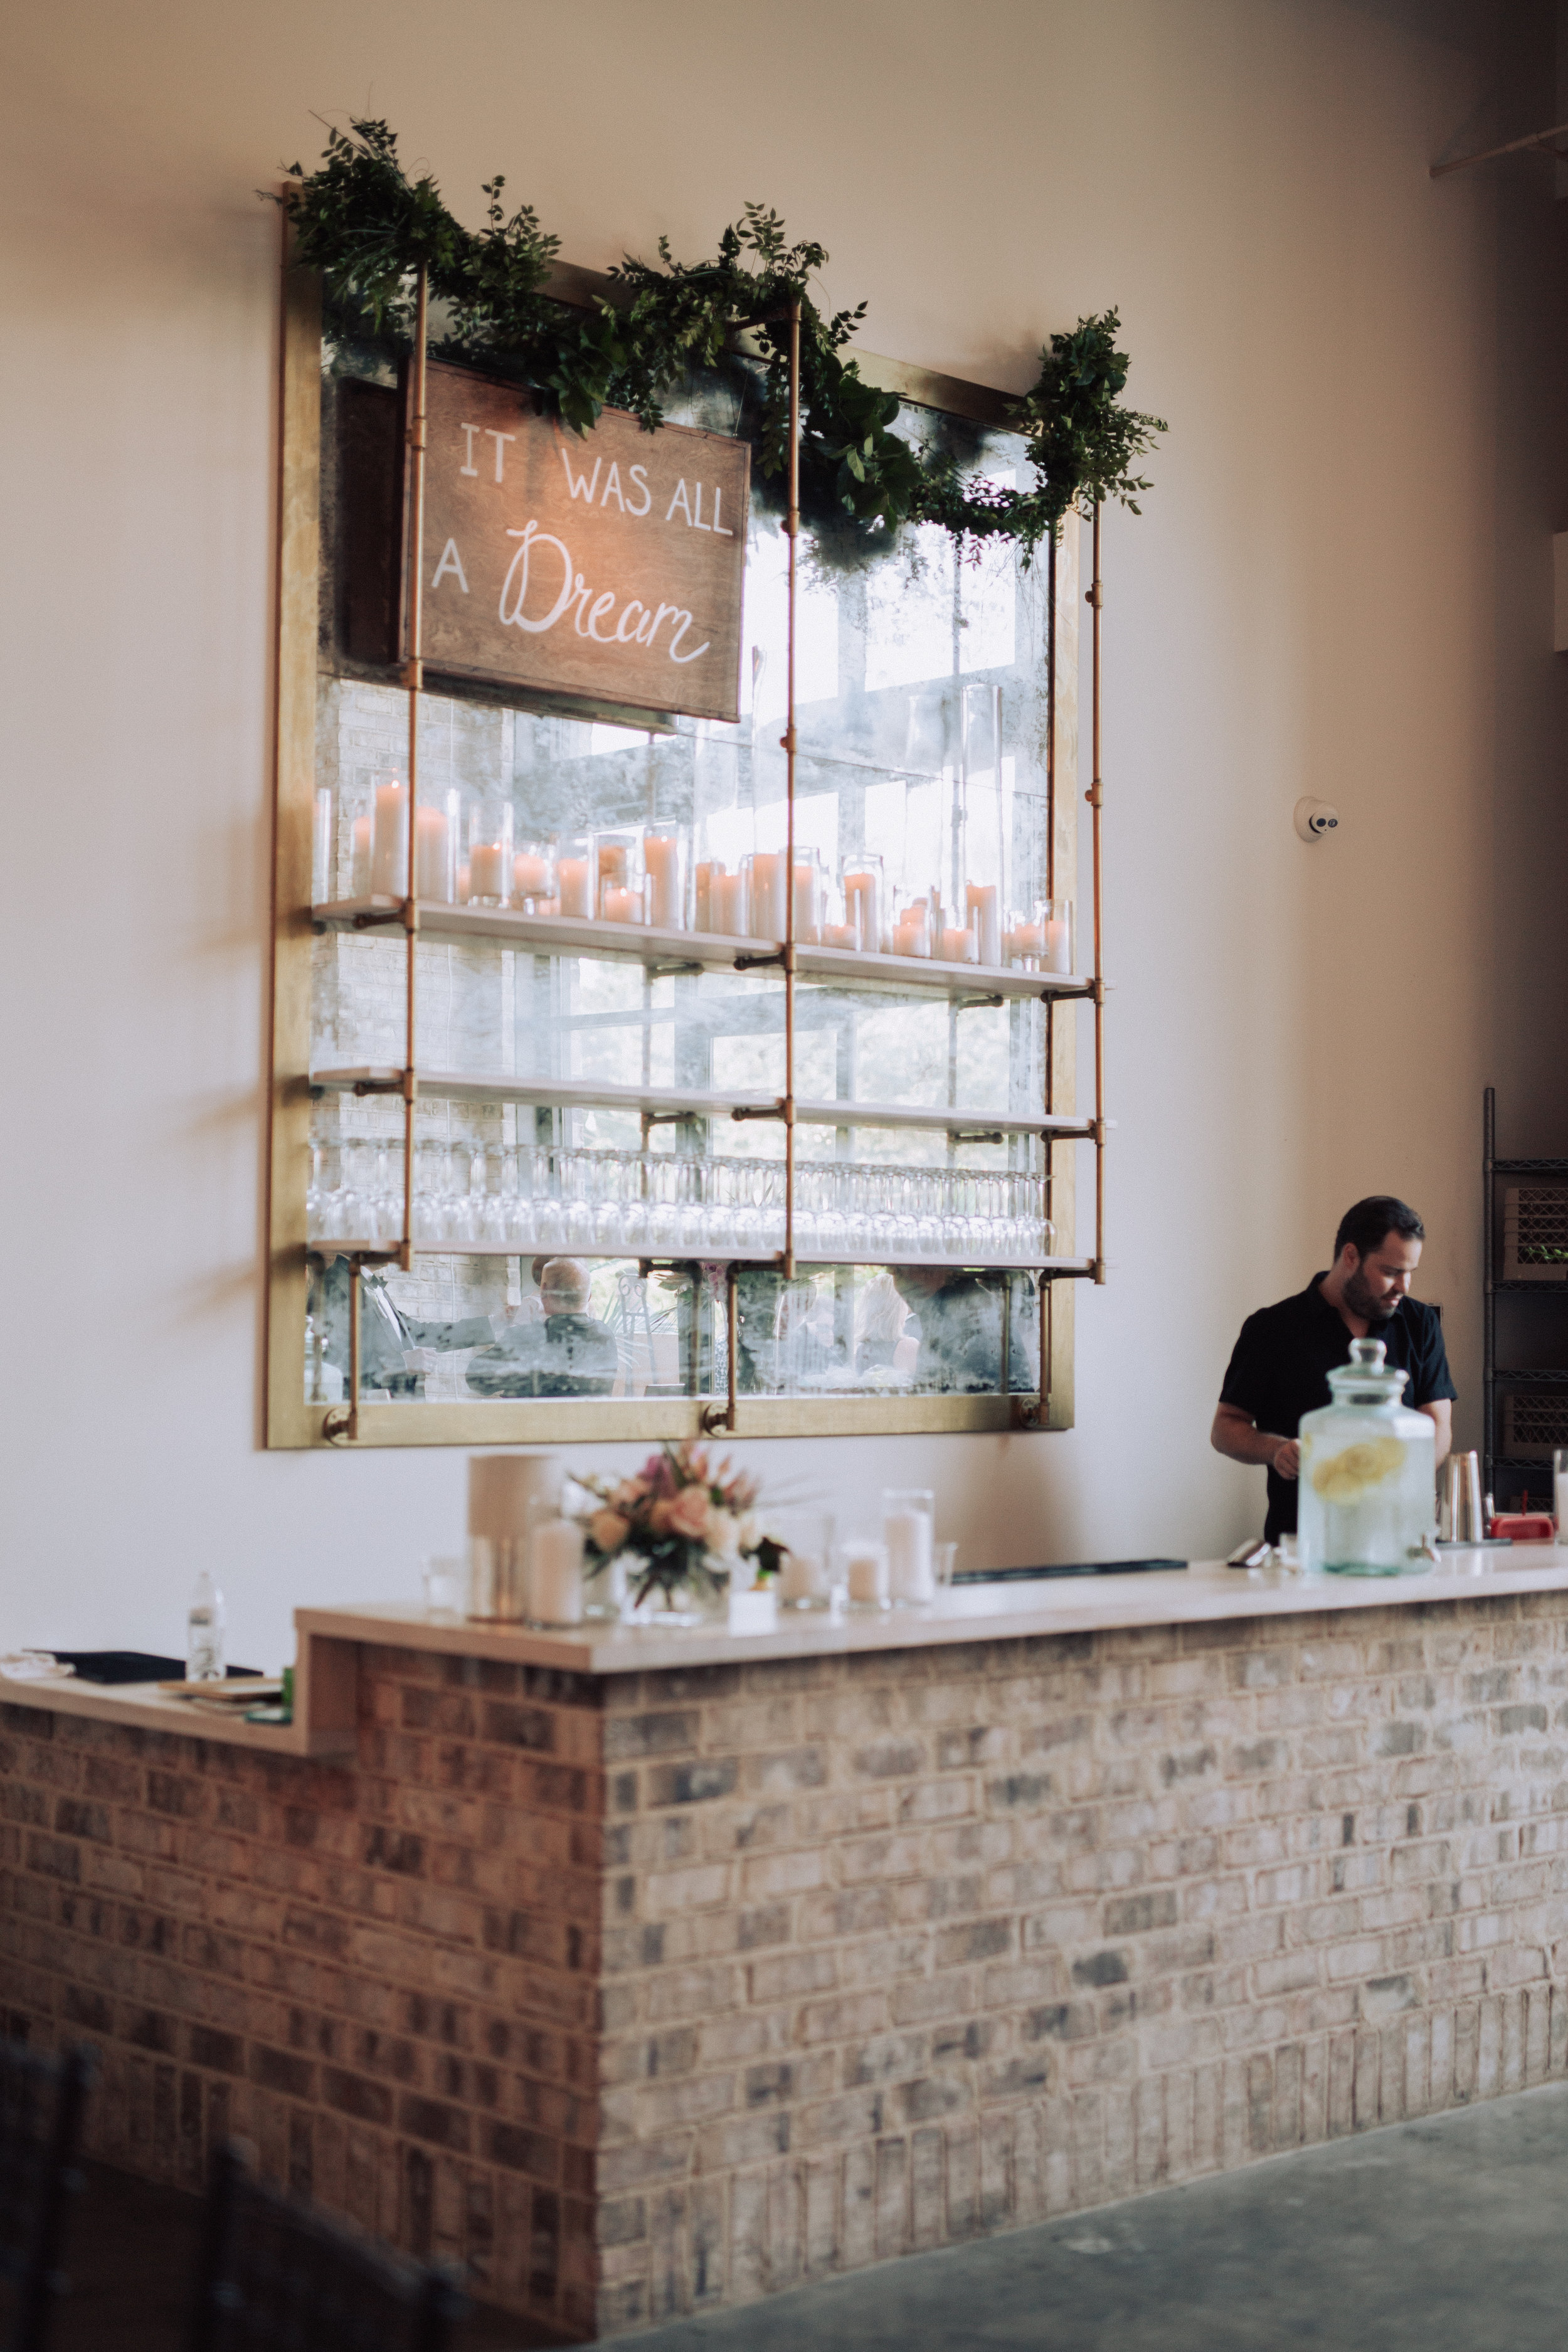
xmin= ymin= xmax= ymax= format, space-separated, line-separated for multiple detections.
xmin=603 ymin=884 xmax=643 ymax=923
xmin=313 ymin=788 xmax=333 ymax=903
xmin=470 ymin=842 xmax=509 ymax=903
xmin=513 ymin=852 xmax=551 ymax=903
xmin=750 ymin=852 xmax=786 ymax=940
xmin=714 ymin=870 xmax=750 ymax=935
xmin=557 ymin=857 xmax=592 ymax=918
xmin=965 ymin=882 xmax=1002 ymax=967
xmin=893 ymin=919 xmax=930 ymax=958
xmin=792 ymin=862 xmax=821 ymax=944
xmin=845 ymin=1540 xmax=888 ymax=1606
xmin=531 ymin=1518 xmax=585 ymax=1625
xmin=371 ymin=781 xmax=407 ymax=897
xmin=414 ymin=807 xmax=450 ymax=901
xmin=645 ymin=834 xmax=683 ymax=928
xmin=694 ymin=860 xmax=721 ymax=931
xmin=778 ymin=1548 xmax=829 ymax=1603
xmin=351 ymin=815 xmax=373 ymax=899
xmin=821 ymin=922 xmax=858 ymax=950
xmin=1010 ymin=921 xmax=1046 ymax=967
xmin=940 ymin=925 xmax=978 ymax=963
xmin=456 ymin=859 xmax=472 ymax=904
xmin=1046 ymin=917 xmax=1072 ymax=973
xmin=843 ymin=871 xmax=881 ymax=953
xmin=884 ymin=1508 xmax=934 ymax=1602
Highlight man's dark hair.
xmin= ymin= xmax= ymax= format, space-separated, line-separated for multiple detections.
xmin=1334 ymin=1195 xmax=1424 ymax=1263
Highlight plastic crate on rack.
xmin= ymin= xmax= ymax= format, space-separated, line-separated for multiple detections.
xmin=1503 ymin=1184 xmax=1568 ymax=1282
xmin=1501 ymin=1389 xmax=1568 ymax=1462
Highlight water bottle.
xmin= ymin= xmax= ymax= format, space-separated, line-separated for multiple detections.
xmin=186 ymin=1570 xmax=226 ymax=1683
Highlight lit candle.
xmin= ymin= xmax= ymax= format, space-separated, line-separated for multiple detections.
xmin=820 ymin=922 xmax=857 ymax=949
xmin=414 ymin=807 xmax=451 ymax=901
xmin=1046 ymin=915 xmax=1072 ymax=973
xmin=530 ymin=1519 xmax=585 ymax=1626
xmin=893 ymin=917 xmax=930 ymax=958
xmin=603 ymin=884 xmax=644 ymax=923
xmin=351 ymin=815 xmax=373 ymax=899
xmin=778 ymin=1548 xmax=829 ymax=1604
xmin=557 ymin=857 xmax=592 ymax=918
xmin=645 ymin=834 xmax=683 ymax=929
xmin=749 ymin=852 xmax=786 ymax=940
xmin=965 ymin=882 xmax=1002 ymax=967
xmin=1010 ymin=921 xmax=1046 ymax=967
xmin=845 ymin=1540 xmax=889 ymax=1606
xmin=371 ymin=780 xmax=408 ymax=897
xmin=884 ymin=1509 xmax=934 ymax=1602
xmin=792 ymin=861 xmax=821 ymax=944
xmin=456 ymin=859 xmax=472 ymax=904
xmin=714 ymin=870 xmax=750 ymax=935
xmin=694 ymin=861 xmax=721 ymax=931
xmin=470 ymin=842 xmax=509 ymax=903
xmin=512 ymin=852 xmax=551 ymax=904
xmin=313 ymin=788 xmax=333 ymax=903
xmin=843 ymin=870 xmax=881 ymax=953
xmin=939 ymin=925 xmax=978 ymax=963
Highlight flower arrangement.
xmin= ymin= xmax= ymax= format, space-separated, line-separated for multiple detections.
xmin=575 ymin=1443 xmax=779 ymax=1611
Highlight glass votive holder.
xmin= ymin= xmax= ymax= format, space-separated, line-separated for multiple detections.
xmin=791 ymin=847 xmax=825 ymax=945
xmin=883 ymin=1487 xmax=936 ymax=1603
xmin=595 ymin=830 xmax=644 ymax=922
xmin=1037 ymin=897 xmax=1074 ymax=974
xmin=707 ymin=862 xmax=751 ymax=937
xmin=468 ymin=803 xmax=515 ymax=908
xmin=963 ymin=881 xmax=1004 ymax=967
xmin=933 ymin=1540 xmax=958 ymax=1587
xmin=840 ymin=854 xmax=884 ymax=953
xmin=512 ymin=840 xmax=556 ymax=911
xmin=936 ymin=923 xmax=978 ymax=965
xmin=1006 ymin=908 xmax=1045 ymax=968
xmin=891 ymin=895 xmax=932 ymax=958
xmin=350 ymin=804 xmax=373 ymax=899
xmin=770 ymin=1510 xmax=836 ymax=1608
xmin=371 ymin=774 xmax=409 ymax=898
xmin=413 ymin=788 xmax=458 ymax=905
xmin=554 ymin=834 xmax=596 ymax=920
xmin=842 ymin=1536 xmax=889 ymax=1609
xmin=743 ymin=849 xmax=788 ymax=943
xmin=644 ymin=828 xmax=689 ymax=930
xmin=602 ymin=872 xmax=650 ymax=924
xmin=819 ymin=883 xmax=861 ymax=951
xmin=693 ymin=856 xmax=723 ymax=933
xmin=421 ymin=1555 xmax=463 ymax=1618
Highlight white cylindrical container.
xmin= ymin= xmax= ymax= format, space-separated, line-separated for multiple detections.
xmin=644 ymin=832 xmax=686 ymax=929
xmin=467 ymin=1453 xmax=563 ymax=1619
xmin=883 ymin=1488 xmax=935 ymax=1602
xmin=531 ymin=1520 xmax=585 ymax=1626
xmin=371 ymin=778 xmax=409 ymax=898
xmin=844 ymin=1538 xmax=889 ymax=1608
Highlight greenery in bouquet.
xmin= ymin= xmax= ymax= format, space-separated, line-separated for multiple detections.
xmin=575 ymin=1443 xmax=782 ymax=1609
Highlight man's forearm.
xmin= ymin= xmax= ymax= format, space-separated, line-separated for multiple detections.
xmin=1212 ymin=1417 xmax=1290 ymax=1470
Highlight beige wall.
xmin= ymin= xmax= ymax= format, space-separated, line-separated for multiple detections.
xmin=3 ymin=0 xmax=1563 ymax=1667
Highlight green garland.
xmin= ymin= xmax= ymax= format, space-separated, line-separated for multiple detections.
xmin=275 ymin=119 xmax=1166 ymax=558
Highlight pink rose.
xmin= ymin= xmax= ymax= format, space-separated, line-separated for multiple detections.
xmin=666 ymin=1485 xmax=712 ymax=1540
xmin=590 ymin=1510 xmax=630 ymax=1556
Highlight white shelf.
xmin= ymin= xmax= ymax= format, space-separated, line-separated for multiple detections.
xmin=309 ymin=1066 xmax=1094 ymax=1141
xmin=309 ymin=1235 xmax=1094 ymax=1274
xmin=313 ymin=898 xmax=1091 ymax=1004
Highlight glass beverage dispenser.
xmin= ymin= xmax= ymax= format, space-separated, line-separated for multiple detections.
xmin=1298 ymin=1338 xmax=1436 ymax=1576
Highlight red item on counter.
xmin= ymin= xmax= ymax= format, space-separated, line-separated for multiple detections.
xmin=1488 ymin=1513 xmax=1557 ymax=1543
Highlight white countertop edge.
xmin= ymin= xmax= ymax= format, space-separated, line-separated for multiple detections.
xmin=296 ymin=1547 xmax=1568 ymax=1675
xmin=0 ymin=1673 xmax=348 ymax=1756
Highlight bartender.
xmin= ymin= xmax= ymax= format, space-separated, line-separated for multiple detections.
xmin=1211 ymin=1194 xmax=1455 ymax=1544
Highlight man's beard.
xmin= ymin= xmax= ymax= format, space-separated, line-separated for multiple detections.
xmin=1345 ymin=1266 xmax=1399 ymax=1322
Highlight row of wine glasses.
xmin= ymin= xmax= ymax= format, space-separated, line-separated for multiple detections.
xmin=307 ymin=1138 xmax=1054 ymax=1264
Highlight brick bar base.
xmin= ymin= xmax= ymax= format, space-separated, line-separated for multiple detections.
xmin=6 ymin=1594 xmax=1568 ymax=2336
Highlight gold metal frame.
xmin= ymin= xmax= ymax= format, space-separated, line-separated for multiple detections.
xmin=265 ymin=226 xmax=1102 ymax=1449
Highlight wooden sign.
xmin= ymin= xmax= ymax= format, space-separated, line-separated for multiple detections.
xmin=407 ymin=359 xmax=751 ymax=723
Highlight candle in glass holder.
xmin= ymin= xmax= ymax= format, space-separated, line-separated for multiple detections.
xmin=1009 ymin=913 xmax=1046 ymax=967
xmin=456 ymin=859 xmax=472 ymax=904
xmin=313 ymin=788 xmax=334 ymax=903
xmin=371 ymin=778 xmax=408 ymax=897
xmin=842 ymin=864 xmax=882 ymax=953
xmin=414 ymin=805 xmax=453 ymax=902
xmin=893 ymin=901 xmax=931 ymax=958
xmin=844 ymin=1539 xmax=889 ymax=1608
xmin=470 ymin=842 xmax=509 ymax=903
xmin=694 ymin=860 xmax=721 ymax=931
xmin=530 ymin=1518 xmax=585 ymax=1626
xmin=557 ymin=856 xmax=592 ymax=918
xmin=603 ymin=882 xmax=645 ymax=924
xmin=746 ymin=851 xmax=787 ymax=941
xmin=792 ymin=856 xmax=822 ymax=944
xmin=644 ymin=832 xmax=684 ymax=929
xmin=351 ymin=814 xmax=373 ymax=899
xmin=821 ymin=921 xmax=857 ymax=948
xmin=883 ymin=1488 xmax=935 ymax=1604
xmin=1042 ymin=900 xmax=1074 ymax=973
xmin=939 ymin=925 xmax=978 ymax=964
xmin=512 ymin=847 xmax=553 ymax=906
xmin=713 ymin=869 xmax=750 ymax=935
xmin=965 ymin=882 xmax=1002 ymax=967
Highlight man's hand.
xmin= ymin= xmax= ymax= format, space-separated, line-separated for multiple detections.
xmin=1271 ymin=1439 xmax=1300 ymax=1481
xmin=1212 ymin=1402 xmax=1297 ymax=1474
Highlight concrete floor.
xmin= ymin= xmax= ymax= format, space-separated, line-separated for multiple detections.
xmin=34 ymin=2084 xmax=1568 ymax=2349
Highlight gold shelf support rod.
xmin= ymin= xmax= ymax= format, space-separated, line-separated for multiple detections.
xmin=781 ymin=299 xmax=802 ymax=1285
xmin=1430 ymin=121 xmax=1568 ymax=177
xmin=1088 ymin=502 xmax=1107 ymax=1288
xmin=400 ymin=262 xmax=431 ymax=1281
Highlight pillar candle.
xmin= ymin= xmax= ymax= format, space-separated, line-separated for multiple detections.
xmin=512 ymin=852 xmax=551 ymax=904
xmin=778 ymin=1547 xmax=829 ymax=1603
xmin=313 ymin=788 xmax=333 ymax=903
xmin=694 ymin=861 xmax=721 ymax=931
xmin=792 ymin=861 xmax=821 ymax=944
xmin=557 ymin=857 xmax=592 ymax=918
xmin=414 ymin=807 xmax=451 ymax=902
xmin=843 ymin=871 xmax=881 ymax=953
xmin=470 ymin=842 xmax=509 ymax=903
xmin=456 ymin=859 xmax=472 ymax=904
xmin=645 ymin=834 xmax=683 ymax=929
xmin=1010 ymin=921 xmax=1046 ymax=967
xmin=603 ymin=884 xmax=643 ymax=923
xmin=844 ymin=1540 xmax=888 ymax=1606
xmin=750 ymin=852 xmax=787 ymax=940
xmin=965 ymin=882 xmax=1002 ymax=967
xmin=1046 ymin=916 xmax=1073 ymax=973
xmin=351 ymin=815 xmax=373 ymax=899
xmin=939 ymin=925 xmax=978 ymax=963
xmin=530 ymin=1518 xmax=585 ymax=1626
xmin=714 ymin=870 xmax=750 ymax=935
xmin=371 ymin=781 xmax=408 ymax=897
xmin=884 ymin=1509 xmax=934 ymax=1602
xmin=893 ymin=918 xmax=930 ymax=958
xmin=821 ymin=923 xmax=858 ymax=950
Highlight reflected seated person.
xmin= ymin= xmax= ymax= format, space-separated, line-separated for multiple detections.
xmin=891 ymin=1267 xmax=1035 ymax=1394
xmin=466 ymin=1258 xmax=619 ymax=1397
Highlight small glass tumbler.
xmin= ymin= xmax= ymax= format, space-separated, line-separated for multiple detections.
xmin=468 ymin=803 xmax=515 ymax=907
xmin=771 ymin=1510 xmax=836 ymax=1608
xmin=512 ymin=840 xmax=556 ymax=911
xmin=933 ymin=1540 xmax=958 ymax=1587
xmin=1037 ymin=898 xmax=1074 ymax=974
xmin=554 ymin=835 xmax=596 ymax=919
xmin=842 ymin=1537 xmax=889 ymax=1609
xmin=1555 ymin=1448 xmax=1568 ymax=1538
xmin=421 ymin=1555 xmax=463 ymax=1618
xmin=883 ymin=1488 xmax=936 ymax=1603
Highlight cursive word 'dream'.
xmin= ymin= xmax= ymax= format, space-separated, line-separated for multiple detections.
xmin=495 ymin=521 xmax=711 ymax=665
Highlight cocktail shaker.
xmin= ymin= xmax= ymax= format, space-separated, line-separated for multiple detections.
xmin=1439 ymin=1450 xmax=1485 ymax=1544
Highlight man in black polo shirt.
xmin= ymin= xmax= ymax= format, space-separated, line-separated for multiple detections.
xmin=1212 ymin=1195 xmax=1456 ymax=1544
